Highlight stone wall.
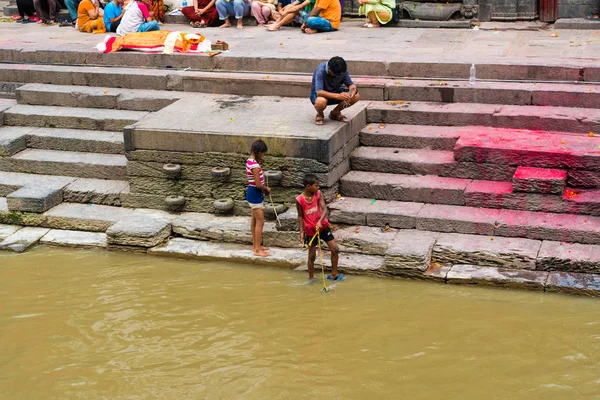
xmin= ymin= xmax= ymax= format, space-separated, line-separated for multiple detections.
xmin=558 ymin=0 xmax=598 ymax=18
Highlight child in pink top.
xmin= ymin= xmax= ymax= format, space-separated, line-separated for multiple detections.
xmin=246 ymin=140 xmax=271 ymax=257
xmin=296 ymin=174 xmax=343 ymax=281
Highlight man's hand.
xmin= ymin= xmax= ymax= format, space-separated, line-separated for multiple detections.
xmin=338 ymin=92 xmax=351 ymax=102
xmin=315 ymin=223 xmax=322 ymax=232
xmin=300 ymin=231 xmax=305 ymax=244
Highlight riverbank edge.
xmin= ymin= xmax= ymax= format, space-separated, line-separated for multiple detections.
xmin=1 ymin=209 xmax=599 ymax=298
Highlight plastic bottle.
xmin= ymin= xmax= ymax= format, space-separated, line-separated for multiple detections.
xmin=182 ymin=0 xmax=187 ymax=6
xmin=469 ymin=64 xmax=476 ymax=85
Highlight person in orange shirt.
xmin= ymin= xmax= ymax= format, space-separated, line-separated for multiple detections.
xmin=300 ymin=0 xmax=340 ymax=33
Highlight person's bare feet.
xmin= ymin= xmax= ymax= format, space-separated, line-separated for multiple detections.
xmin=315 ymin=114 xmax=325 ymax=125
xmin=304 ymin=27 xmax=318 ymax=34
xmin=219 ymin=19 xmax=231 ymax=28
xmin=261 ymin=246 xmax=270 ymax=251
xmin=253 ymin=249 xmax=271 ymax=257
xmin=267 ymin=23 xmax=280 ymax=31
xmin=237 ymin=19 xmax=243 ymax=29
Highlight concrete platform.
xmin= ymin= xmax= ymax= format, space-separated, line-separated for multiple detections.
xmin=127 ymin=94 xmax=367 ymax=164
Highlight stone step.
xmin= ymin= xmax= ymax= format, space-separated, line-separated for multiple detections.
xmin=16 ymin=84 xmax=182 ymax=111
xmin=367 ymin=101 xmax=600 ymax=134
xmin=340 ymin=170 xmax=471 ymax=205
xmin=512 ymin=167 xmax=567 ymax=195
xmin=41 ymin=203 xmax=133 ymax=232
xmin=359 ymin=124 xmax=462 ymax=150
xmin=3 ymin=104 xmax=148 ymax=131
xmin=0 ymin=149 xmax=127 ymax=180
xmin=464 ymin=180 xmax=600 ymax=217
xmin=454 ymin=127 xmax=600 ymax=170
xmin=349 ymin=146 xmax=515 ymax=181
xmin=0 ymin=171 xmax=128 ymax=206
xmin=387 ymin=80 xmax=600 ymax=109
xmin=0 ymin=126 xmax=124 ymax=155
xmin=328 ymin=197 xmax=600 ymax=244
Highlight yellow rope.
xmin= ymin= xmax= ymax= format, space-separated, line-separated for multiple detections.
xmin=308 ymin=229 xmax=329 ymax=293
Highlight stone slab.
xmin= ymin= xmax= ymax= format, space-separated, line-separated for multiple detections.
xmin=127 ymin=94 xmax=367 ymax=164
xmin=0 ymin=223 xmax=21 ymax=240
xmin=63 ymin=178 xmax=129 ymax=206
xmin=0 ymin=171 xmax=74 ymax=197
xmin=423 ymin=264 xmax=451 ymax=282
xmin=328 ymin=197 xmax=424 ymax=228
xmin=554 ymin=18 xmax=600 ymax=30
xmin=6 ymin=185 xmax=62 ymax=213
xmin=545 ymin=271 xmax=600 ymax=297
xmin=536 ymin=241 xmax=600 ymax=273
xmin=43 ymin=203 xmax=133 ymax=232
xmin=39 ymin=229 xmax=107 ymax=248
xmin=416 ymin=204 xmax=500 ymax=235
xmin=334 ymin=225 xmax=398 ymax=255
xmin=276 ymin=206 xmax=299 ymax=232
xmin=149 ymin=238 xmax=306 ymax=268
xmin=319 ymin=253 xmax=386 ymax=276
xmin=494 ymin=209 xmax=600 ymax=244
xmin=27 ymin=127 xmax=124 ymax=155
xmin=454 ymin=127 xmax=600 ymax=169
xmin=384 ymin=229 xmax=439 ymax=273
xmin=0 ymin=226 xmax=49 ymax=252
xmin=0 ymin=126 xmax=35 ymax=156
xmin=359 ymin=124 xmax=460 ymax=151
xmin=432 ymin=233 xmax=541 ymax=270
xmin=4 ymin=104 xmax=148 ymax=131
xmin=446 ymin=264 xmax=548 ymax=291
xmin=340 ymin=170 xmax=470 ymax=205
xmin=106 ymin=214 xmax=172 ymax=248
xmin=512 ymin=166 xmax=567 ymax=195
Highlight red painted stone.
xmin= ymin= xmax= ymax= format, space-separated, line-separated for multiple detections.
xmin=512 ymin=166 xmax=566 ymax=194
xmin=454 ymin=127 xmax=600 ymax=170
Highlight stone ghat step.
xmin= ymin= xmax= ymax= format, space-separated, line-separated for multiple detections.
xmin=367 ymin=101 xmax=600 ymax=134
xmin=387 ymin=80 xmax=600 ymax=109
xmin=0 ymin=126 xmax=124 ymax=156
xmin=328 ymin=197 xmax=600 ymax=244
xmin=3 ymin=104 xmax=148 ymax=131
xmin=0 ymin=171 xmax=129 ymax=206
xmin=0 ymin=149 xmax=127 ymax=180
xmin=340 ymin=170 xmax=600 ymax=216
xmin=15 ymin=84 xmax=182 ymax=112
xmin=360 ymin=124 xmax=463 ymax=151
xmin=349 ymin=146 xmax=516 ymax=181
xmin=4 ymin=66 xmax=600 ymax=106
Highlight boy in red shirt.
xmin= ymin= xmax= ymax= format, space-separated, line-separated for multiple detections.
xmin=296 ymin=174 xmax=344 ymax=281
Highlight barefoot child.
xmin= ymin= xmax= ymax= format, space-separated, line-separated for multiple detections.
xmin=296 ymin=174 xmax=344 ymax=281
xmin=310 ymin=56 xmax=360 ymax=125
xmin=246 ymin=140 xmax=271 ymax=257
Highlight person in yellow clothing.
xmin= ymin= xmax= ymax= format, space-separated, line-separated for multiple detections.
xmin=77 ymin=0 xmax=106 ymax=33
xmin=358 ymin=0 xmax=395 ymax=27
xmin=300 ymin=0 xmax=340 ymax=33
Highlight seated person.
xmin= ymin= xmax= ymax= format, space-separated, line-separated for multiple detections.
xmin=117 ymin=0 xmax=160 ymax=35
xmin=64 ymin=0 xmax=80 ymax=22
xmin=358 ymin=0 xmax=395 ymax=27
xmin=15 ymin=0 xmax=36 ymax=22
xmin=310 ymin=56 xmax=360 ymax=125
xmin=33 ymin=0 xmax=61 ymax=24
xmin=77 ymin=0 xmax=106 ymax=33
xmin=144 ymin=0 xmax=165 ymax=23
xmin=104 ymin=0 xmax=124 ymax=32
xmin=267 ymin=0 xmax=314 ymax=30
xmin=215 ymin=0 xmax=251 ymax=30
xmin=300 ymin=0 xmax=340 ymax=33
xmin=182 ymin=0 xmax=219 ymax=27
xmin=251 ymin=0 xmax=276 ymax=26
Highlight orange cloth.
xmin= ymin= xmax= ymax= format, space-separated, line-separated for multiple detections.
xmin=78 ymin=0 xmax=106 ymax=33
xmin=101 ymin=30 xmax=205 ymax=53
xmin=315 ymin=0 xmax=340 ymax=28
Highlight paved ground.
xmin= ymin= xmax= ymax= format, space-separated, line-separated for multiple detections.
xmin=0 ymin=21 xmax=599 ymax=68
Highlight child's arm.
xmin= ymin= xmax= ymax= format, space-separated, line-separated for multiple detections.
xmin=296 ymin=200 xmax=305 ymax=244
xmin=316 ymin=192 xmax=328 ymax=231
xmin=252 ymin=168 xmax=271 ymax=194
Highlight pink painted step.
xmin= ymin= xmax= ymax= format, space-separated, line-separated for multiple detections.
xmin=350 ymin=146 xmax=515 ymax=181
xmin=454 ymin=127 xmax=600 ymax=171
xmin=465 ymin=180 xmax=600 ymax=217
xmin=367 ymin=101 xmax=600 ymax=133
xmin=328 ymin=196 xmax=600 ymax=244
xmin=512 ymin=166 xmax=567 ymax=194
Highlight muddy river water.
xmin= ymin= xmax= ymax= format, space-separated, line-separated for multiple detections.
xmin=1 ymin=247 xmax=600 ymax=399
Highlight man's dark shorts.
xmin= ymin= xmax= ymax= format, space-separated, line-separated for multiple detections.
xmin=310 ymin=87 xmax=350 ymax=106
xmin=305 ymin=226 xmax=335 ymax=246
